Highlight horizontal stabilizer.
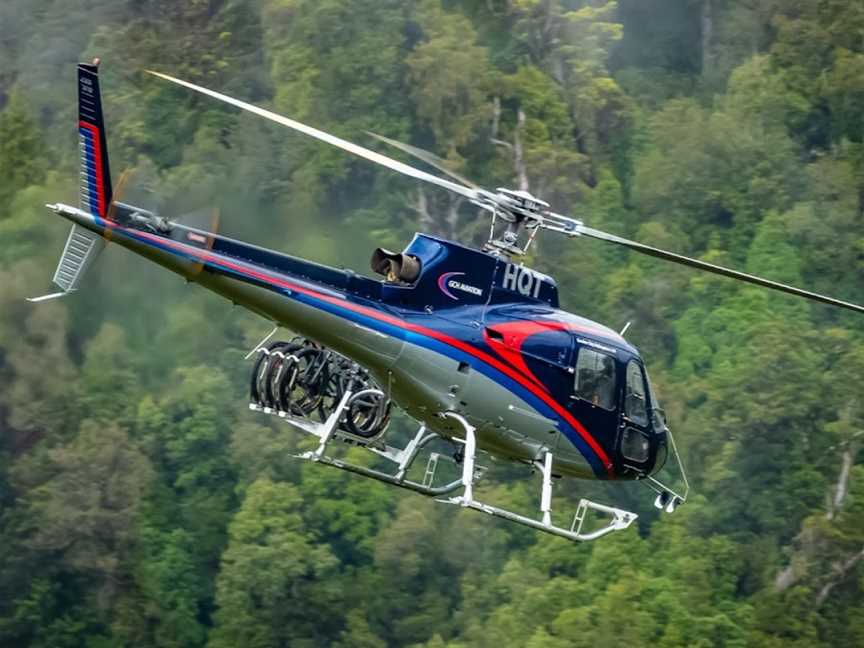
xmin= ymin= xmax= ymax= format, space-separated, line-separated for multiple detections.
xmin=26 ymin=292 xmax=69 ymax=303
xmin=50 ymin=224 xmax=105 ymax=292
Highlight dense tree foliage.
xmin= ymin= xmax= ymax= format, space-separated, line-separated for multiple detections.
xmin=1 ymin=1 xmax=862 ymax=646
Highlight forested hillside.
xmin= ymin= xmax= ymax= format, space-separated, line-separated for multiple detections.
xmin=1 ymin=1 xmax=863 ymax=646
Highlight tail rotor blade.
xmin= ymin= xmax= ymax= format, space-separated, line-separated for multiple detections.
xmin=146 ymin=70 xmax=478 ymax=202
xmin=106 ymin=169 xmax=132 ymax=222
xmin=175 ymin=206 xmax=220 ymax=233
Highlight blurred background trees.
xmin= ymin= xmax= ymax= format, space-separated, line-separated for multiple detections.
xmin=0 ymin=1 xmax=862 ymax=646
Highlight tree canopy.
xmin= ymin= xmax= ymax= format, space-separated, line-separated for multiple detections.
xmin=0 ymin=1 xmax=862 ymax=646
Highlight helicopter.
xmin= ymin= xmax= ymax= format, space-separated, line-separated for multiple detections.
xmin=30 ymin=61 xmax=864 ymax=543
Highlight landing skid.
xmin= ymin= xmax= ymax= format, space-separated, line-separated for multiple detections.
xmin=249 ymin=397 xmax=637 ymax=543
xmin=438 ymin=413 xmax=637 ymax=542
xmin=249 ymin=394 xmax=470 ymax=497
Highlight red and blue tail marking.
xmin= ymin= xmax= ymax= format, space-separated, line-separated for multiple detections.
xmin=78 ymin=61 xmax=112 ymax=222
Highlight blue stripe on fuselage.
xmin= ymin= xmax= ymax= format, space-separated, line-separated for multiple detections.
xmin=113 ymin=226 xmax=608 ymax=477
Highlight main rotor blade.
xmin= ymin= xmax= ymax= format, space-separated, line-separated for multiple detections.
xmin=366 ymin=131 xmax=480 ymax=190
xmin=574 ymin=224 xmax=864 ymax=314
xmin=146 ymin=70 xmax=477 ymax=201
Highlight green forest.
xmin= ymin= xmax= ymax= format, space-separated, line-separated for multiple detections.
xmin=1 ymin=0 xmax=863 ymax=646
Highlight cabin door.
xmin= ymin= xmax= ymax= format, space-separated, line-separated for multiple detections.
xmin=616 ymin=360 xmax=653 ymax=475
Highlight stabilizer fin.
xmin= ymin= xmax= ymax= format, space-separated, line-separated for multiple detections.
xmin=26 ymin=292 xmax=70 ymax=303
xmin=78 ymin=60 xmax=113 ymax=220
xmin=51 ymin=223 xmax=106 ymax=292
xmin=32 ymin=61 xmax=113 ymax=303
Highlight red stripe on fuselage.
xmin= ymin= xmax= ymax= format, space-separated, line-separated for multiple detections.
xmin=481 ymin=319 xmax=625 ymax=391
xmin=483 ymin=327 xmax=550 ymax=393
xmin=126 ymin=228 xmax=614 ymax=474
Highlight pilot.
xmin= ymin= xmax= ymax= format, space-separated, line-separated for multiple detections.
xmin=578 ymin=355 xmax=615 ymax=408
xmin=593 ymin=356 xmax=616 ymax=408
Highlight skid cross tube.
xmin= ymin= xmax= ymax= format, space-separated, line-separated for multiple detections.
xmin=307 ymin=454 xmax=464 ymax=496
xmin=248 ymin=347 xmax=466 ymax=496
xmin=440 ymin=412 xmax=637 ymax=543
xmin=251 ymin=387 xmax=636 ymax=541
xmin=257 ymin=394 xmax=466 ymax=495
xmin=296 ymin=414 xmax=465 ymax=496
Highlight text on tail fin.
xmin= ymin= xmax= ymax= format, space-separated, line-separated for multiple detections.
xmin=78 ymin=61 xmax=113 ymax=220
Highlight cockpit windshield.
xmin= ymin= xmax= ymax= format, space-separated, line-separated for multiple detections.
xmin=645 ymin=372 xmax=668 ymax=433
xmin=574 ymin=348 xmax=616 ymax=410
xmin=624 ymin=361 xmax=649 ymax=426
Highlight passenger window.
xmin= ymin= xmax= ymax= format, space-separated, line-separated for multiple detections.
xmin=574 ymin=349 xmax=616 ymax=410
xmin=625 ymin=361 xmax=648 ymax=426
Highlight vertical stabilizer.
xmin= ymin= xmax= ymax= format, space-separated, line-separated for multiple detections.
xmin=77 ymin=60 xmax=113 ymax=221
xmin=30 ymin=61 xmax=113 ymax=301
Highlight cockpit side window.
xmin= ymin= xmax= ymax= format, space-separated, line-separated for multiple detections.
xmin=625 ymin=361 xmax=649 ymax=426
xmin=574 ymin=348 xmax=616 ymax=410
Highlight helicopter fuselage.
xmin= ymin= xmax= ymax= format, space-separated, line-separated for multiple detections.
xmin=54 ymin=203 xmax=667 ymax=481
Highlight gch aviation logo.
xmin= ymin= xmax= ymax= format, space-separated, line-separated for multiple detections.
xmin=438 ymin=272 xmax=483 ymax=300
